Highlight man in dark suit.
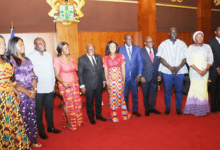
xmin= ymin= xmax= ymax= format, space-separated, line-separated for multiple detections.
xmin=208 ymin=26 xmax=220 ymax=113
xmin=119 ymin=34 xmax=143 ymax=117
xmin=140 ymin=36 xmax=162 ymax=116
xmin=78 ymin=43 xmax=107 ymax=124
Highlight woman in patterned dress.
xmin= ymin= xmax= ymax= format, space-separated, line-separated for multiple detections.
xmin=7 ymin=37 xmax=41 ymax=147
xmin=0 ymin=35 xmax=30 ymax=149
xmin=53 ymin=42 xmax=83 ymax=130
xmin=103 ymin=41 xmax=131 ymax=122
xmin=183 ymin=31 xmax=213 ymax=116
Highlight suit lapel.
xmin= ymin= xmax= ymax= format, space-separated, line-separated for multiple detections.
xmin=123 ymin=46 xmax=131 ymax=63
xmin=153 ymin=48 xmax=157 ymax=62
xmin=130 ymin=45 xmax=134 ymax=62
xmin=214 ymin=38 xmax=220 ymax=47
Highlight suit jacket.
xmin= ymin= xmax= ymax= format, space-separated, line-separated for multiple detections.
xmin=78 ymin=54 xmax=105 ymax=90
xmin=141 ymin=47 xmax=162 ymax=83
xmin=208 ymin=38 xmax=220 ymax=80
xmin=119 ymin=45 xmax=143 ymax=81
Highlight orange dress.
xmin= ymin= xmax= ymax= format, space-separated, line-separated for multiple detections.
xmin=53 ymin=56 xmax=84 ymax=130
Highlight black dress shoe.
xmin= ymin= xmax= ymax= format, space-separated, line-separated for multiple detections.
xmin=150 ymin=109 xmax=162 ymax=115
xmin=89 ymin=119 xmax=96 ymax=125
xmin=182 ymin=91 xmax=188 ymax=95
xmin=47 ymin=128 xmax=61 ymax=134
xmin=145 ymin=111 xmax=150 ymax=116
xmin=39 ymin=133 xmax=48 ymax=140
xmin=96 ymin=116 xmax=107 ymax=121
xmin=176 ymin=109 xmax=182 ymax=115
xmin=211 ymin=110 xmax=217 ymax=114
xmin=164 ymin=109 xmax=170 ymax=115
xmin=132 ymin=111 xmax=142 ymax=117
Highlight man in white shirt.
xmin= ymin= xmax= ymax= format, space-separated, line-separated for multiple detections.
xmin=28 ymin=38 xmax=61 ymax=140
xmin=157 ymin=27 xmax=188 ymax=115
xmin=208 ymin=26 xmax=220 ymax=113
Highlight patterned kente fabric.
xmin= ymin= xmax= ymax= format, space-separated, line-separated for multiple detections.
xmin=103 ymin=54 xmax=131 ymax=122
xmin=0 ymin=62 xmax=30 ymax=149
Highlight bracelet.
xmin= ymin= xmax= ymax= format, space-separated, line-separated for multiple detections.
xmin=34 ymin=88 xmax=37 ymax=91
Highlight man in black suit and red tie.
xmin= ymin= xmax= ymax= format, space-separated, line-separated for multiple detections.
xmin=140 ymin=36 xmax=162 ymax=116
xmin=78 ymin=43 xmax=107 ymax=124
xmin=208 ymin=26 xmax=220 ymax=113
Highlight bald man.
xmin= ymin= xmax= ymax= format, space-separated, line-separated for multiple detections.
xmin=28 ymin=38 xmax=61 ymax=140
xmin=78 ymin=43 xmax=107 ymax=124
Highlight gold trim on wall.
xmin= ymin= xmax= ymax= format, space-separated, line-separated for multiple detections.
xmin=211 ymin=9 xmax=220 ymax=11
xmin=93 ymin=0 xmax=138 ymax=4
xmin=156 ymin=3 xmax=197 ymax=9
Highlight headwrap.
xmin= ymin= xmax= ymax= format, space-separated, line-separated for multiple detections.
xmin=193 ymin=31 xmax=204 ymax=42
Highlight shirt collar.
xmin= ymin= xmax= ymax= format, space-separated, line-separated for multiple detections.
xmin=215 ymin=36 xmax=220 ymax=41
xmin=125 ymin=44 xmax=132 ymax=50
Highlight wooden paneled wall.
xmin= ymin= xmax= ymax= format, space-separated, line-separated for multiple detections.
xmin=78 ymin=31 xmax=139 ymax=58
xmin=77 ymin=31 xmax=195 ymax=59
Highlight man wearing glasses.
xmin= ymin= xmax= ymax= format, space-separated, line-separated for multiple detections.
xmin=140 ymin=36 xmax=162 ymax=116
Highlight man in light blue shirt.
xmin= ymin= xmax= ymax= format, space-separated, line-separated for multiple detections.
xmin=28 ymin=38 xmax=61 ymax=140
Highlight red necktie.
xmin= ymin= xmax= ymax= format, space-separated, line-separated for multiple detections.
xmin=150 ymin=48 xmax=154 ymax=63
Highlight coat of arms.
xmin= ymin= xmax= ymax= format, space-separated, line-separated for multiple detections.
xmin=47 ymin=0 xmax=85 ymax=25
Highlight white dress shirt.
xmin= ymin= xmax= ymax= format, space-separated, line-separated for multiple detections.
xmin=145 ymin=47 xmax=154 ymax=59
xmin=215 ymin=36 xmax=220 ymax=44
xmin=156 ymin=39 xmax=188 ymax=74
xmin=28 ymin=50 xmax=55 ymax=93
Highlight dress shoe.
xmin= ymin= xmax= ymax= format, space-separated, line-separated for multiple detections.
xmin=164 ymin=109 xmax=170 ymax=115
xmin=145 ymin=111 xmax=150 ymax=116
xmin=47 ymin=128 xmax=61 ymax=134
xmin=39 ymin=133 xmax=48 ymax=140
xmin=96 ymin=116 xmax=107 ymax=121
xmin=89 ymin=118 xmax=96 ymax=124
xmin=150 ymin=109 xmax=162 ymax=115
xmin=211 ymin=110 xmax=217 ymax=114
xmin=182 ymin=91 xmax=188 ymax=95
xmin=132 ymin=111 xmax=142 ymax=117
xmin=176 ymin=109 xmax=182 ymax=115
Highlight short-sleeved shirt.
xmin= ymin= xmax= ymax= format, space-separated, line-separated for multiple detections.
xmin=53 ymin=55 xmax=78 ymax=83
xmin=156 ymin=39 xmax=188 ymax=74
xmin=28 ymin=51 xmax=55 ymax=93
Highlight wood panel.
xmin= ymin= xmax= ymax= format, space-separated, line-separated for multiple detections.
xmin=197 ymin=0 xmax=212 ymax=43
xmin=56 ymin=22 xmax=79 ymax=62
xmin=138 ymin=0 xmax=157 ymax=48
xmin=78 ymin=31 xmax=139 ymax=58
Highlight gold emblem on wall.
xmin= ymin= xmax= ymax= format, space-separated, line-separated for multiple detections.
xmin=47 ymin=0 xmax=85 ymax=25
xmin=171 ymin=0 xmax=183 ymax=2
xmin=214 ymin=0 xmax=220 ymax=6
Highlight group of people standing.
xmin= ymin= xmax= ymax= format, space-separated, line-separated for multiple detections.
xmin=0 ymin=26 xmax=220 ymax=149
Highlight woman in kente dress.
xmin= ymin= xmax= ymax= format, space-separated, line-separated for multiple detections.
xmin=53 ymin=42 xmax=83 ymax=130
xmin=103 ymin=41 xmax=131 ymax=122
xmin=0 ymin=35 xmax=30 ymax=149
xmin=7 ymin=37 xmax=41 ymax=147
xmin=183 ymin=31 xmax=213 ymax=116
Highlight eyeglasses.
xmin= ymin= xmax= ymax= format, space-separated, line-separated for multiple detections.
xmin=147 ymin=41 xmax=154 ymax=43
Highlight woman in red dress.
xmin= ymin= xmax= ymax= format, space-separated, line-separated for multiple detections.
xmin=103 ymin=41 xmax=131 ymax=122
xmin=53 ymin=42 xmax=84 ymax=130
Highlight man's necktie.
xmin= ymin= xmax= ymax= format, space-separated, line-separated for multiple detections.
xmin=128 ymin=47 xmax=132 ymax=60
xmin=92 ymin=57 xmax=97 ymax=67
xmin=150 ymin=48 xmax=154 ymax=63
